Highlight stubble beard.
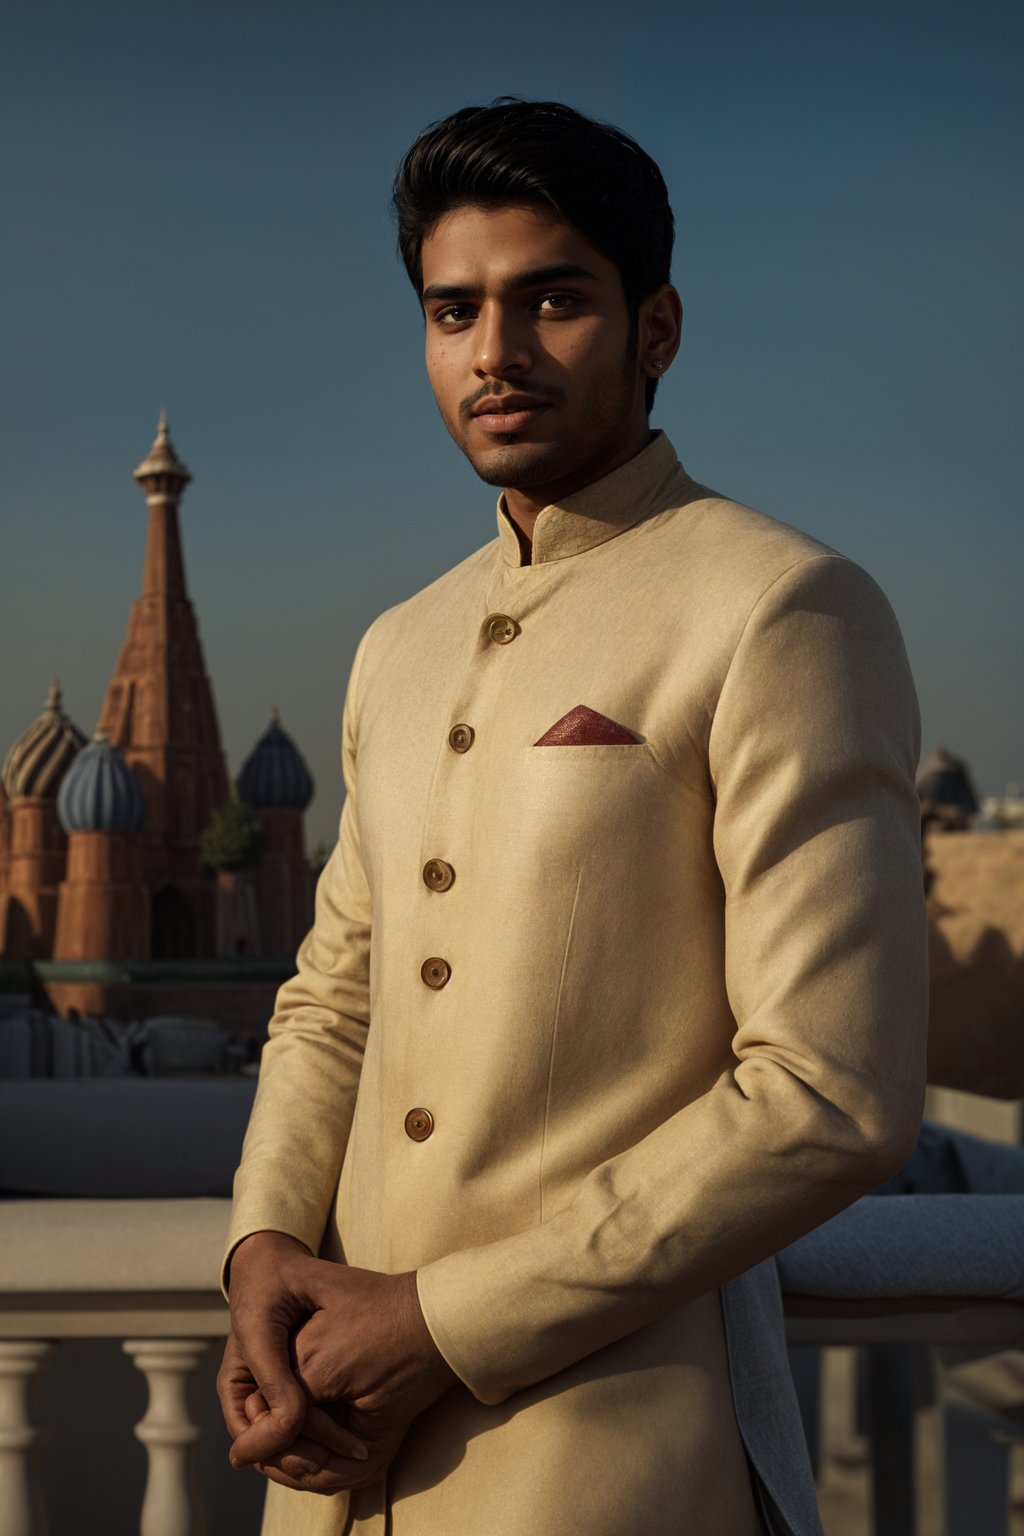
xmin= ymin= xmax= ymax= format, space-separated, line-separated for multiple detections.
xmin=465 ymin=437 xmax=573 ymax=490
xmin=441 ymin=332 xmax=641 ymax=494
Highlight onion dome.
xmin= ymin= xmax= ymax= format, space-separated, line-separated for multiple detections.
xmin=917 ymin=745 xmax=979 ymax=818
xmin=2 ymin=681 xmax=86 ymax=799
xmin=57 ymin=732 xmax=146 ymax=835
xmin=133 ymin=408 xmax=191 ymax=501
xmin=236 ymin=709 xmax=314 ymax=812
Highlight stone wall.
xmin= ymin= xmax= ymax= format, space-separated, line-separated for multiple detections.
xmin=925 ymin=828 xmax=1024 ymax=1107
xmin=34 ymin=959 xmax=292 ymax=1045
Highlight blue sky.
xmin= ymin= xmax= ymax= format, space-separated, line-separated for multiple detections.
xmin=3 ymin=0 xmax=1021 ymax=848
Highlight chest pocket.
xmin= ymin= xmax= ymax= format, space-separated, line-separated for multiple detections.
xmin=511 ymin=743 xmax=675 ymax=881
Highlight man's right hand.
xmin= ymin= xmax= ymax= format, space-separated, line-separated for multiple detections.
xmin=216 ymin=1230 xmax=370 ymax=1491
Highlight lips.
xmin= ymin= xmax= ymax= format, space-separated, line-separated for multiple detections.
xmin=472 ymin=398 xmax=551 ymax=435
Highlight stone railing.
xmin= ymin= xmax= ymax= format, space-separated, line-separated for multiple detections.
xmin=0 ymin=1198 xmax=231 ymax=1536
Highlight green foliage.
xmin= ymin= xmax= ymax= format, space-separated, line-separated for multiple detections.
xmin=200 ymin=797 xmax=266 ymax=873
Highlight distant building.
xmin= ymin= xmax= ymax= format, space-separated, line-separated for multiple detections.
xmin=236 ymin=710 xmax=315 ymax=960
xmin=1 ymin=682 xmax=86 ymax=959
xmin=917 ymin=744 xmax=980 ymax=830
xmin=980 ymin=785 xmax=1024 ymax=829
xmin=0 ymin=416 xmax=315 ymax=1017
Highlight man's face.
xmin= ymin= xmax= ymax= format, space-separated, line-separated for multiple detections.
xmin=420 ymin=203 xmax=650 ymax=502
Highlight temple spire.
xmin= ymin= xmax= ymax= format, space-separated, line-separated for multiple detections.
xmin=130 ymin=411 xmax=192 ymax=598
xmin=96 ymin=416 xmax=229 ymax=955
xmin=132 ymin=410 xmax=192 ymax=505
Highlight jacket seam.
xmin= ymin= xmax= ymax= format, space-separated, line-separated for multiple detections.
xmin=538 ymin=868 xmax=583 ymax=1224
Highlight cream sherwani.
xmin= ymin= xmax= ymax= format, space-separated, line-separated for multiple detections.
xmin=228 ymin=433 xmax=928 ymax=1535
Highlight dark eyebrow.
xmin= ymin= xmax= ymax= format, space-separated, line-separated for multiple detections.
xmin=508 ymin=262 xmax=598 ymax=289
xmin=421 ymin=262 xmax=597 ymax=304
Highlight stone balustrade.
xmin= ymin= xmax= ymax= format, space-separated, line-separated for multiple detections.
xmin=0 ymin=1198 xmax=232 ymax=1536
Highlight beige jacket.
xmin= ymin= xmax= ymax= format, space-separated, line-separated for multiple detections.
xmin=228 ymin=433 xmax=928 ymax=1535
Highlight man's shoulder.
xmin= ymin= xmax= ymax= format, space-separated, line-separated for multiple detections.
xmin=665 ymin=478 xmax=839 ymax=589
xmin=649 ymin=476 xmax=898 ymax=654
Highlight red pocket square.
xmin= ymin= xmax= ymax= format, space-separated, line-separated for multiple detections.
xmin=534 ymin=705 xmax=639 ymax=746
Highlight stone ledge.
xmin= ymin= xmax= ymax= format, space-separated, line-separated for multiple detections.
xmin=785 ymin=1298 xmax=1024 ymax=1347
xmin=33 ymin=958 xmax=293 ymax=984
xmin=0 ymin=1197 xmax=230 ymax=1292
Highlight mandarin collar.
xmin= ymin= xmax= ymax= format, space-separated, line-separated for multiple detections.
xmin=495 ymin=431 xmax=691 ymax=567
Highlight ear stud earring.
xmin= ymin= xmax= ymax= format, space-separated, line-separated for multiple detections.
xmin=652 ymin=359 xmax=665 ymax=371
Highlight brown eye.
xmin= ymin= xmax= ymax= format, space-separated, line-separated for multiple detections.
xmin=436 ymin=305 xmax=474 ymax=325
xmin=537 ymin=292 xmax=577 ymax=314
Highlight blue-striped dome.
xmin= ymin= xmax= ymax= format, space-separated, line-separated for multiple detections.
xmin=236 ymin=711 xmax=314 ymax=812
xmin=57 ymin=734 xmax=147 ymax=835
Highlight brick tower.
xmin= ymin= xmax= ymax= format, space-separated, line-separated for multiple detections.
xmin=96 ymin=413 xmax=229 ymax=958
xmin=53 ymin=733 xmax=149 ymax=962
xmin=237 ymin=709 xmax=315 ymax=957
xmin=0 ymin=683 xmax=85 ymax=958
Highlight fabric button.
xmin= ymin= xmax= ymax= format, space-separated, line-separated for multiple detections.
xmin=485 ymin=612 xmax=518 ymax=645
xmin=421 ymin=957 xmax=451 ymax=989
xmin=422 ymin=859 xmax=455 ymax=892
xmin=405 ymin=1108 xmax=434 ymax=1142
xmin=448 ymin=723 xmax=475 ymax=753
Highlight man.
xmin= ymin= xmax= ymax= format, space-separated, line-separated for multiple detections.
xmin=218 ymin=99 xmax=928 ymax=1535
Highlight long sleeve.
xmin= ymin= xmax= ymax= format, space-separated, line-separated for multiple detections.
xmin=415 ymin=552 xmax=928 ymax=1404
xmin=223 ymin=633 xmax=374 ymax=1279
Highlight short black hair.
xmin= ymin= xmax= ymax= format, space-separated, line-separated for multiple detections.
xmin=393 ymin=98 xmax=675 ymax=410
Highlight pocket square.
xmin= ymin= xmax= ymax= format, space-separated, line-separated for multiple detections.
xmin=534 ymin=705 xmax=639 ymax=746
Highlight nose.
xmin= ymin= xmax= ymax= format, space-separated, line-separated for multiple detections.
xmin=472 ymin=301 xmax=532 ymax=379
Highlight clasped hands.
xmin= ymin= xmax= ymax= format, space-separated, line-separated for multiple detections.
xmin=217 ymin=1231 xmax=456 ymax=1495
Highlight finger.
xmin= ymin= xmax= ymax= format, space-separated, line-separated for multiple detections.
xmin=256 ymin=1435 xmax=370 ymax=1495
xmin=242 ymin=1396 xmax=369 ymax=1460
xmin=302 ymin=1404 xmax=369 ymax=1461
xmin=258 ymin=1461 xmax=348 ymax=1496
xmin=229 ymin=1317 xmax=308 ymax=1468
xmin=217 ymin=1332 xmax=260 ymax=1442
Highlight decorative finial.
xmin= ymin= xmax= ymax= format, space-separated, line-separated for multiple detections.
xmin=46 ymin=679 xmax=62 ymax=710
xmin=270 ymin=705 xmax=281 ymax=726
xmin=133 ymin=409 xmax=191 ymax=497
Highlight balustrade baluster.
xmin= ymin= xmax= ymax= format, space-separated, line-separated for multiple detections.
xmin=0 ymin=1339 xmax=53 ymax=1536
xmin=124 ymin=1338 xmax=209 ymax=1536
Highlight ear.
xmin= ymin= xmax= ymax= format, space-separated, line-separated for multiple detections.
xmin=639 ymin=284 xmax=683 ymax=379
